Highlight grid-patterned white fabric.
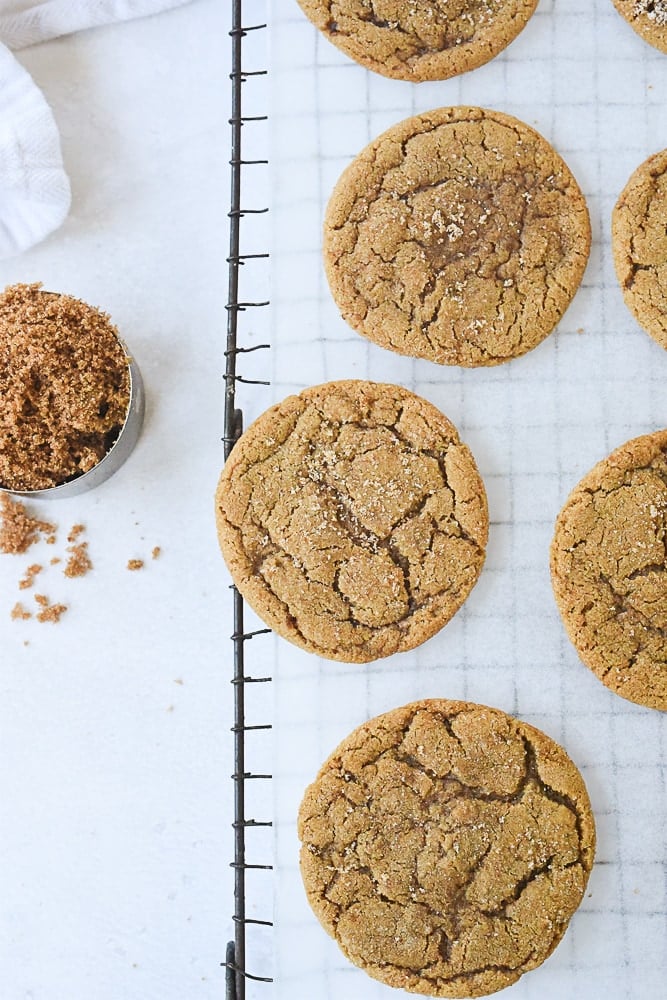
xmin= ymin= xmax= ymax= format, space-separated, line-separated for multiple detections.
xmin=261 ymin=1 xmax=667 ymax=996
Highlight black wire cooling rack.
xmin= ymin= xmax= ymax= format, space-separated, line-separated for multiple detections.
xmin=224 ymin=2 xmax=272 ymax=998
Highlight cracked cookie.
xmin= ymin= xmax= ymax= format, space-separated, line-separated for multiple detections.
xmin=295 ymin=1 xmax=538 ymax=82
xmin=612 ymin=149 xmax=667 ymax=350
xmin=215 ymin=380 xmax=488 ymax=662
xmin=610 ymin=0 xmax=667 ymax=54
xmin=298 ymin=699 xmax=595 ymax=997
xmin=324 ymin=106 xmax=591 ymax=367
xmin=551 ymin=431 xmax=667 ymax=710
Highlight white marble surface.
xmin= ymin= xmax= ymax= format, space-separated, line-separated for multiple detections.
xmin=0 ymin=3 xmax=238 ymax=997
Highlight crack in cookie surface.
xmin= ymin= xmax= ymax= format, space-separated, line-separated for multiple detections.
xmin=216 ymin=381 xmax=488 ymax=662
xmin=551 ymin=430 xmax=667 ymax=710
xmin=296 ymin=1 xmax=539 ymax=81
xmin=298 ymin=700 xmax=595 ymax=997
xmin=324 ymin=107 xmax=590 ymax=367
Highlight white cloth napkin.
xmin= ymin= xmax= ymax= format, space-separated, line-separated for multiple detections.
xmin=0 ymin=0 xmax=194 ymax=260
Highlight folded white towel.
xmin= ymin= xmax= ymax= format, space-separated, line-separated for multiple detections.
xmin=0 ymin=0 xmax=194 ymax=51
xmin=0 ymin=0 xmax=194 ymax=260
xmin=0 ymin=41 xmax=69 ymax=259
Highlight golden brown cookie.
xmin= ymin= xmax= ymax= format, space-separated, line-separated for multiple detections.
xmin=215 ymin=380 xmax=488 ymax=662
xmin=324 ymin=107 xmax=591 ymax=367
xmin=298 ymin=699 xmax=595 ymax=997
xmin=612 ymin=150 xmax=667 ymax=350
xmin=295 ymin=1 xmax=539 ymax=82
xmin=551 ymin=431 xmax=667 ymax=711
xmin=610 ymin=0 xmax=667 ymax=54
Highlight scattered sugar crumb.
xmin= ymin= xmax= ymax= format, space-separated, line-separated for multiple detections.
xmin=152 ymin=546 xmax=161 ymax=560
xmin=46 ymin=535 xmax=56 ymax=545
xmin=174 ymin=678 xmax=184 ymax=686
xmin=34 ymin=594 xmax=68 ymax=623
xmin=127 ymin=559 xmax=144 ymax=571
xmin=64 ymin=542 xmax=92 ymax=578
xmin=11 ymin=601 xmax=31 ymax=621
xmin=50 ymin=557 xmax=61 ymax=566
xmin=19 ymin=563 xmax=43 ymax=590
xmin=67 ymin=523 xmax=85 ymax=543
xmin=0 ymin=494 xmax=55 ymax=555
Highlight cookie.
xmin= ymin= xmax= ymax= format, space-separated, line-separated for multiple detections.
xmin=215 ymin=380 xmax=488 ymax=662
xmin=551 ymin=431 xmax=667 ymax=711
xmin=298 ymin=699 xmax=595 ymax=997
xmin=610 ymin=0 xmax=667 ymax=54
xmin=612 ymin=149 xmax=667 ymax=350
xmin=324 ymin=107 xmax=591 ymax=367
xmin=295 ymin=1 xmax=539 ymax=82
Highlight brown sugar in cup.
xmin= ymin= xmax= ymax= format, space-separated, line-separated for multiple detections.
xmin=298 ymin=699 xmax=595 ymax=997
xmin=295 ymin=0 xmax=539 ymax=82
xmin=215 ymin=380 xmax=488 ymax=663
xmin=324 ymin=106 xmax=591 ymax=367
xmin=0 ymin=284 xmax=144 ymax=496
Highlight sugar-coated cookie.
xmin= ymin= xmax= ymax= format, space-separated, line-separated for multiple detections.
xmin=216 ymin=380 xmax=488 ymax=662
xmin=613 ymin=149 xmax=667 ymax=350
xmin=551 ymin=431 xmax=667 ymax=710
xmin=299 ymin=699 xmax=595 ymax=996
xmin=324 ymin=107 xmax=590 ymax=367
xmin=296 ymin=0 xmax=539 ymax=81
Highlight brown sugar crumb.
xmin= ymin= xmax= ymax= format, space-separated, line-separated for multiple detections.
xmin=0 ymin=283 xmax=131 ymax=491
xmin=127 ymin=559 xmax=144 ymax=571
xmin=46 ymin=535 xmax=56 ymax=545
xmin=50 ymin=557 xmax=61 ymax=565
xmin=151 ymin=546 xmax=161 ymax=560
xmin=11 ymin=601 xmax=31 ymax=620
xmin=34 ymin=593 xmax=68 ymax=623
xmin=67 ymin=524 xmax=85 ymax=543
xmin=19 ymin=563 xmax=43 ymax=589
xmin=64 ymin=542 xmax=92 ymax=578
xmin=0 ymin=493 xmax=56 ymax=554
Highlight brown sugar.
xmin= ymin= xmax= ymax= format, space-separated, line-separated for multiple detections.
xmin=19 ymin=563 xmax=43 ymax=589
xmin=67 ymin=524 xmax=85 ymax=543
xmin=34 ymin=593 xmax=68 ymax=623
xmin=0 ymin=283 xmax=131 ymax=491
xmin=64 ymin=542 xmax=92 ymax=578
xmin=127 ymin=559 xmax=144 ymax=571
xmin=11 ymin=601 xmax=31 ymax=620
xmin=0 ymin=493 xmax=55 ymax=554
xmin=151 ymin=546 xmax=161 ymax=560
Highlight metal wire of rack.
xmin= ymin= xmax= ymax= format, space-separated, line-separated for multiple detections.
xmin=224 ymin=2 xmax=272 ymax=998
